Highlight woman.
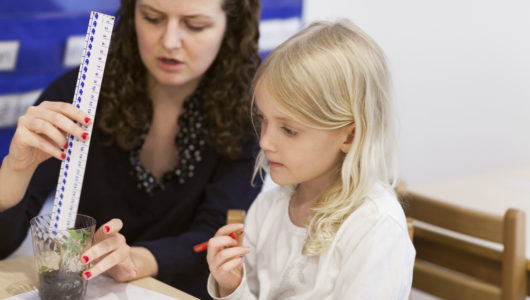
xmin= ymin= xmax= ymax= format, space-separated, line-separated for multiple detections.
xmin=0 ymin=0 xmax=261 ymax=298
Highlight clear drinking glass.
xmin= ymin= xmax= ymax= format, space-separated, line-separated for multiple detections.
xmin=30 ymin=214 xmax=96 ymax=300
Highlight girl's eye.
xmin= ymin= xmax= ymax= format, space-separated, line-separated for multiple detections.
xmin=282 ymin=127 xmax=297 ymax=136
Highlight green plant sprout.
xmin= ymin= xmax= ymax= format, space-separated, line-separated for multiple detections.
xmin=40 ymin=227 xmax=91 ymax=272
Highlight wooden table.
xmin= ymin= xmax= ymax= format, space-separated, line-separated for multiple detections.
xmin=0 ymin=256 xmax=198 ymax=300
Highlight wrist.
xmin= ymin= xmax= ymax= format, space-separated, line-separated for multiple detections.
xmin=0 ymin=156 xmax=37 ymax=212
xmin=2 ymin=154 xmax=37 ymax=173
xmin=130 ymin=246 xmax=158 ymax=278
xmin=219 ymin=286 xmax=236 ymax=298
xmin=217 ymin=275 xmax=243 ymax=298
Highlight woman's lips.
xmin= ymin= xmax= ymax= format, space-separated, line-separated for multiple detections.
xmin=157 ymin=57 xmax=183 ymax=71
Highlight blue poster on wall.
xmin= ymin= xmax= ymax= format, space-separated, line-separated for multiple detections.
xmin=0 ymin=0 xmax=303 ymax=162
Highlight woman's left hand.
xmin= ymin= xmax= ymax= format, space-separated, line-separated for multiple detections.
xmin=80 ymin=219 xmax=138 ymax=281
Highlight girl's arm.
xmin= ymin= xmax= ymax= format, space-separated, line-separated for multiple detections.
xmin=206 ymin=223 xmax=251 ymax=298
xmin=206 ymin=192 xmax=264 ymax=300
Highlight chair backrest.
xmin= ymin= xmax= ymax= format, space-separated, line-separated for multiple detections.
xmin=398 ymin=189 xmax=527 ymax=300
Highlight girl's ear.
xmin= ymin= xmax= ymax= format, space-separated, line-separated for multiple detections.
xmin=340 ymin=123 xmax=355 ymax=154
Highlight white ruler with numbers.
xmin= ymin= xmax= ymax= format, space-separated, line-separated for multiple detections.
xmin=49 ymin=11 xmax=114 ymax=236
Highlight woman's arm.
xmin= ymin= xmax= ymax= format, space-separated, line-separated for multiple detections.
xmin=0 ymin=68 xmax=85 ymax=258
xmin=0 ymin=155 xmax=38 ymax=211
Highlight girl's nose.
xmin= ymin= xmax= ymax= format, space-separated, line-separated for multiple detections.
xmin=259 ymin=124 xmax=276 ymax=152
xmin=162 ymin=20 xmax=182 ymax=50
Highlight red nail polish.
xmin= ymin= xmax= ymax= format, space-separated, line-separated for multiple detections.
xmin=229 ymin=233 xmax=237 ymax=240
xmin=82 ymin=132 xmax=89 ymax=140
xmin=61 ymin=153 xmax=66 ymax=160
xmin=104 ymin=225 xmax=110 ymax=233
xmin=82 ymin=256 xmax=89 ymax=264
xmin=85 ymin=117 xmax=91 ymax=124
xmin=84 ymin=271 xmax=92 ymax=279
xmin=63 ymin=143 xmax=68 ymax=149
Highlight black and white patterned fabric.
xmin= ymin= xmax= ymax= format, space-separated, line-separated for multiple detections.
xmin=129 ymin=89 xmax=207 ymax=195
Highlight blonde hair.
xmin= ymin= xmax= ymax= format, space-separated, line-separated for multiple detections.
xmin=252 ymin=19 xmax=398 ymax=256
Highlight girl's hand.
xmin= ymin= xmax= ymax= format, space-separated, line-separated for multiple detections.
xmin=206 ymin=223 xmax=250 ymax=297
xmin=7 ymin=101 xmax=90 ymax=171
xmin=80 ymin=219 xmax=137 ymax=282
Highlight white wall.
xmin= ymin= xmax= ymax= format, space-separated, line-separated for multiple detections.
xmin=303 ymin=0 xmax=530 ymax=185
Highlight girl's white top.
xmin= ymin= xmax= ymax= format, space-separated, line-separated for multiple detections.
xmin=208 ymin=185 xmax=416 ymax=300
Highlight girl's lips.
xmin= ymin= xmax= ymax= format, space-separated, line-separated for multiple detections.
xmin=269 ymin=161 xmax=283 ymax=167
xmin=157 ymin=57 xmax=184 ymax=71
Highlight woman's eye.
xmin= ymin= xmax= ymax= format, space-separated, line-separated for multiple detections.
xmin=187 ymin=24 xmax=205 ymax=31
xmin=144 ymin=16 xmax=160 ymax=23
xmin=282 ymin=127 xmax=297 ymax=136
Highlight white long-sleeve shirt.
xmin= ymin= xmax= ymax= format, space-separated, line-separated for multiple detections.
xmin=208 ymin=185 xmax=415 ymax=299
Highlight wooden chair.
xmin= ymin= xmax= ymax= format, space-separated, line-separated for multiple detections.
xmin=397 ymin=188 xmax=527 ymax=300
xmin=407 ymin=217 xmax=414 ymax=241
xmin=527 ymin=260 xmax=530 ymax=297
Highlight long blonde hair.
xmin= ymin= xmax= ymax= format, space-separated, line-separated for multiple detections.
xmin=252 ymin=20 xmax=398 ymax=256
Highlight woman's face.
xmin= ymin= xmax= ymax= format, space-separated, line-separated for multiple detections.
xmin=135 ymin=0 xmax=227 ymax=89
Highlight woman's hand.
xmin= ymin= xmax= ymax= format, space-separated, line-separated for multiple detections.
xmin=80 ymin=219 xmax=138 ymax=282
xmin=7 ymin=101 xmax=90 ymax=171
xmin=207 ymin=223 xmax=250 ymax=297
xmin=0 ymin=101 xmax=91 ymax=211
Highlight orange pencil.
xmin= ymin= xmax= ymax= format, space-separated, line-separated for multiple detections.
xmin=193 ymin=233 xmax=237 ymax=252
xmin=193 ymin=210 xmax=245 ymax=253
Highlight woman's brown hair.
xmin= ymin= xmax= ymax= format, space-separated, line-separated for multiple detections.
xmin=98 ymin=0 xmax=261 ymax=159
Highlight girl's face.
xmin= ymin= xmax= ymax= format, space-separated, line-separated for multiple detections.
xmin=135 ymin=0 xmax=227 ymax=89
xmin=255 ymin=84 xmax=352 ymax=190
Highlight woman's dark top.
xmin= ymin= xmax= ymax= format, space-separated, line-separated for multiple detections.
xmin=0 ymin=68 xmax=262 ymax=299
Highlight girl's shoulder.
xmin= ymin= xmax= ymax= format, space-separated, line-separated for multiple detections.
xmin=336 ymin=184 xmax=410 ymax=246
xmin=251 ymin=185 xmax=291 ymax=209
xmin=246 ymin=185 xmax=291 ymax=222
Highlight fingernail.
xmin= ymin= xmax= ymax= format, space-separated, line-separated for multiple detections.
xmin=229 ymin=233 xmax=237 ymax=240
xmin=84 ymin=271 xmax=92 ymax=279
xmin=61 ymin=153 xmax=66 ymax=160
xmin=82 ymin=132 xmax=89 ymax=140
xmin=81 ymin=256 xmax=89 ymax=264
xmin=104 ymin=225 xmax=110 ymax=233
xmin=131 ymin=269 xmax=137 ymax=278
xmin=85 ymin=117 xmax=91 ymax=124
xmin=63 ymin=143 xmax=68 ymax=149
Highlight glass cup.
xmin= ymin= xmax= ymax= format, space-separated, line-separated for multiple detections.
xmin=30 ymin=214 xmax=96 ymax=300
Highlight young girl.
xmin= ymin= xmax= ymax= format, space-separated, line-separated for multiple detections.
xmin=206 ymin=20 xmax=415 ymax=299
